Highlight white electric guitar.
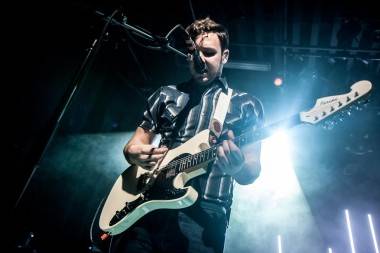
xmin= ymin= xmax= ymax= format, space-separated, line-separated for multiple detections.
xmin=99 ymin=80 xmax=372 ymax=236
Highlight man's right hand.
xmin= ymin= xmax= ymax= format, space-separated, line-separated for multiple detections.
xmin=125 ymin=144 xmax=168 ymax=170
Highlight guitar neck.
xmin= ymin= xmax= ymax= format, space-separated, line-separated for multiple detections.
xmin=234 ymin=114 xmax=302 ymax=148
xmin=162 ymin=114 xmax=302 ymax=174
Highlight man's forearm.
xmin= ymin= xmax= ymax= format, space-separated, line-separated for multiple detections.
xmin=233 ymin=161 xmax=261 ymax=185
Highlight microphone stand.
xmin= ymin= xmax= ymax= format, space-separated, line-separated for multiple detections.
xmin=15 ymin=10 xmax=188 ymax=209
xmin=95 ymin=11 xmax=188 ymax=58
xmin=14 ymin=9 xmax=120 ymax=209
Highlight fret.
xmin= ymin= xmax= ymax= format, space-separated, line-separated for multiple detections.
xmin=212 ymin=147 xmax=217 ymax=158
xmin=194 ymin=154 xmax=199 ymax=165
xmin=186 ymin=157 xmax=192 ymax=168
xmin=181 ymin=159 xmax=186 ymax=171
xmin=191 ymin=155 xmax=197 ymax=166
xmin=178 ymin=160 xmax=183 ymax=171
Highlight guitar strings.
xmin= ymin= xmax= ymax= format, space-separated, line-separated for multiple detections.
xmin=159 ymin=131 xmax=253 ymax=171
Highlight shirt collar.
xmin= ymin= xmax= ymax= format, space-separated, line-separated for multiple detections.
xmin=216 ymin=76 xmax=229 ymax=92
xmin=188 ymin=76 xmax=229 ymax=93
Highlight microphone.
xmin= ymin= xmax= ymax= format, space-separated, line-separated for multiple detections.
xmin=191 ymin=46 xmax=208 ymax=74
xmin=173 ymin=25 xmax=207 ymax=74
xmin=165 ymin=24 xmax=207 ymax=74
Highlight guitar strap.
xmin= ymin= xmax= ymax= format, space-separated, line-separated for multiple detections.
xmin=209 ymin=88 xmax=233 ymax=139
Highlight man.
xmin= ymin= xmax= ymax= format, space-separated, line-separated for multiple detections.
xmin=111 ymin=17 xmax=264 ymax=253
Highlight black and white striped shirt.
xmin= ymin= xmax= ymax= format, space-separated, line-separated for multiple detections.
xmin=139 ymin=77 xmax=264 ymax=210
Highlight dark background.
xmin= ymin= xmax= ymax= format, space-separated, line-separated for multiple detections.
xmin=8 ymin=0 xmax=380 ymax=252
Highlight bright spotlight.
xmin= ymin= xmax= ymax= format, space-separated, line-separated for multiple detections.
xmin=260 ymin=130 xmax=297 ymax=197
xmin=225 ymin=130 xmax=321 ymax=253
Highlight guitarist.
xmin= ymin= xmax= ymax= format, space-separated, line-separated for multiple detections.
xmin=111 ymin=17 xmax=264 ymax=253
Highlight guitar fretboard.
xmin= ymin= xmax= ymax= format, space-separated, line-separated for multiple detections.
xmin=161 ymin=114 xmax=301 ymax=173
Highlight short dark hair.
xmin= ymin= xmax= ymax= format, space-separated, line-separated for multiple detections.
xmin=186 ymin=17 xmax=229 ymax=51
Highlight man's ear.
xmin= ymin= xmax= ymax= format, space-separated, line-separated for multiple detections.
xmin=222 ymin=49 xmax=229 ymax=64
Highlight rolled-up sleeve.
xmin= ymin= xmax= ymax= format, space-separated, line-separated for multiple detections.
xmin=139 ymin=87 xmax=163 ymax=133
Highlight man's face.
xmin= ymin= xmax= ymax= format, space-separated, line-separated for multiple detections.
xmin=189 ymin=32 xmax=229 ymax=85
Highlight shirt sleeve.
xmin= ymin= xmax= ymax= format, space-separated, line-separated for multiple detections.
xmin=227 ymin=92 xmax=265 ymax=136
xmin=138 ymin=87 xmax=163 ymax=133
xmin=245 ymin=94 xmax=265 ymax=130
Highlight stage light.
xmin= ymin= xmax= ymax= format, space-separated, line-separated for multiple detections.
xmin=345 ymin=209 xmax=356 ymax=253
xmin=328 ymin=58 xmax=336 ymax=64
xmin=260 ymin=130 xmax=298 ymax=197
xmin=277 ymin=235 xmax=283 ymax=253
xmin=225 ymin=61 xmax=271 ymax=71
xmin=274 ymin=77 xmax=283 ymax=86
xmin=360 ymin=59 xmax=369 ymax=65
xmin=225 ymin=130 xmax=323 ymax=252
xmin=328 ymin=247 xmax=333 ymax=253
xmin=368 ymin=214 xmax=379 ymax=253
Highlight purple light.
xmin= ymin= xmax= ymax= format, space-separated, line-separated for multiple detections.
xmin=368 ymin=214 xmax=379 ymax=253
xmin=345 ymin=209 xmax=356 ymax=253
xmin=277 ymin=235 xmax=283 ymax=253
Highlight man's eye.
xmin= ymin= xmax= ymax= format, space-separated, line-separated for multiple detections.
xmin=203 ymin=51 xmax=216 ymax=57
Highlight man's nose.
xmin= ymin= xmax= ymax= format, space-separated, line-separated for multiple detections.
xmin=199 ymin=51 xmax=206 ymax=62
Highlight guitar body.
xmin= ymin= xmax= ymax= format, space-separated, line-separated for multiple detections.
xmin=99 ymin=129 xmax=211 ymax=236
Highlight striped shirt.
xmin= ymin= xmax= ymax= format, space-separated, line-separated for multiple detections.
xmin=139 ymin=77 xmax=264 ymax=210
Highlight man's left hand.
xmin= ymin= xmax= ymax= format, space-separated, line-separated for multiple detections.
xmin=214 ymin=130 xmax=245 ymax=175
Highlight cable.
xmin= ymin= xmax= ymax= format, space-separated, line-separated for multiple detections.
xmin=89 ymin=197 xmax=106 ymax=244
xmin=108 ymin=236 xmax=114 ymax=253
xmin=124 ymin=29 xmax=163 ymax=50
xmin=188 ymin=0 xmax=196 ymax=21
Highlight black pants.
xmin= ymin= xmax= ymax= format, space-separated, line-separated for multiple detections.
xmin=109 ymin=203 xmax=228 ymax=253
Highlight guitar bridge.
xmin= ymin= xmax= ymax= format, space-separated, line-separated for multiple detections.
xmin=109 ymin=197 xmax=145 ymax=226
